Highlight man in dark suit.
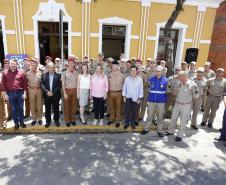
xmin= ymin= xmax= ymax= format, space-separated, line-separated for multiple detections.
xmin=41 ymin=62 xmax=61 ymax=127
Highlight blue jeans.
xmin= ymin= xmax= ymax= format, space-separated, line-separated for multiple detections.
xmin=220 ymin=108 xmax=226 ymax=139
xmin=7 ymin=90 xmax=24 ymax=125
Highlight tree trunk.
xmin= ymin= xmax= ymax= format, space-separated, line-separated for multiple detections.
xmin=164 ymin=0 xmax=186 ymax=76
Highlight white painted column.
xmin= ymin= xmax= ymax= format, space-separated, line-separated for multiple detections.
xmin=192 ymin=5 xmax=206 ymax=48
xmin=138 ymin=0 xmax=151 ymax=61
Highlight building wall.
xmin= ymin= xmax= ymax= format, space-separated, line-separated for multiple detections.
xmin=208 ymin=0 xmax=226 ymax=75
xmin=0 ymin=0 xmax=221 ymax=67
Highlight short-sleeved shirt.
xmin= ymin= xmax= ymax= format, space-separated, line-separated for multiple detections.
xmin=108 ymin=71 xmax=124 ymax=91
xmin=61 ymin=70 xmax=78 ymax=89
xmin=207 ymin=78 xmax=226 ymax=97
xmin=192 ymin=78 xmax=207 ymax=96
xmin=26 ymin=69 xmax=43 ymax=88
xmin=203 ymin=69 xmax=215 ymax=80
xmin=176 ymin=79 xmax=199 ymax=103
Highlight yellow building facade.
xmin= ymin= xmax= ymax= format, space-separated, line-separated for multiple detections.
xmin=0 ymin=0 xmax=222 ymax=67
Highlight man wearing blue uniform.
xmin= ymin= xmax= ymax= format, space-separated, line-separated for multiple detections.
xmin=141 ymin=65 xmax=168 ymax=137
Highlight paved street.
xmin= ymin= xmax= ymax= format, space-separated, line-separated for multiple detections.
xmin=0 ymin=103 xmax=226 ymax=185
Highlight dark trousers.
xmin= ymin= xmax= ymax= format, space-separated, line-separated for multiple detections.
xmin=7 ymin=90 xmax=24 ymax=125
xmin=125 ymin=98 xmax=139 ymax=126
xmin=44 ymin=96 xmax=60 ymax=124
xmin=93 ymin=97 xmax=105 ymax=119
xmin=220 ymin=108 xmax=226 ymax=139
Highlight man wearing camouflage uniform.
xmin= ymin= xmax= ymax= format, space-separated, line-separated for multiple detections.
xmin=201 ymin=68 xmax=226 ymax=128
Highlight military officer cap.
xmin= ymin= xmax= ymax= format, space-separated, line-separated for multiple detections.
xmin=30 ymin=57 xmax=39 ymax=63
xmin=216 ymin=68 xmax=225 ymax=72
xmin=107 ymin=57 xmax=115 ymax=62
xmin=160 ymin=60 xmax=166 ymax=64
xmin=90 ymin=57 xmax=95 ymax=61
xmin=156 ymin=65 xmax=164 ymax=71
xmin=46 ymin=56 xmax=52 ymax=61
xmin=135 ymin=59 xmax=142 ymax=64
xmin=147 ymin=58 xmax=155 ymax=63
xmin=191 ymin=61 xmax=196 ymax=65
xmin=204 ymin=61 xmax=211 ymax=66
xmin=197 ymin=67 xmax=204 ymax=73
xmin=68 ymin=56 xmax=75 ymax=62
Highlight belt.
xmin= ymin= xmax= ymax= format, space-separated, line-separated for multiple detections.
xmin=208 ymin=94 xmax=222 ymax=98
xmin=109 ymin=90 xmax=122 ymax=93
xmin=29 ymin=86 xmax=41 ymax=90
xmin=176 ymin=101 xmax=192 ymax=105
xmin=65 ymin=88 xmax=76 ymax=91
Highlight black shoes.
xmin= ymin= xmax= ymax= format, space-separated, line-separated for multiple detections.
xmin=31 ymin=121 xmax=36 ymax=126
xmin=115 ymin=122 xmax=120 ymax=127
xmin=152 ymin=120 xmax=157 ymax=126
xmin=107 ymin=121 xmax=113 ymax=125
xmin=141 ymin=130 xmax=149 ymax=135
xmin=191 ymin=125 xmax=198 ymax=130
xmin=124 ymin=124 xmax=129 ymax=129
xmin=14 ymin=124 xmax=19 ymax=130
xmin=71 ymin=122 xmax=76 ymax=126
xmin=200 ymin=122 xmax=213 ymax=128
xmin=38 ymin=120 xmax=43 ymax=125
xmin=135 ymin=121 xmax=139 ymax=126
xmin=131 ymin=124 xmax=136 ymax=130
xmin=214 ymin=137 xmax=226 ymax=141
xmin=45 ymin=123 xmax=51 ymax=128
xmin=55 ymin=122 xmax=60 ymax=127
xmin=157 ymin=132 xmax=164 ymax=137
xmin=175 ymin=136 xmax=182 ymax=142
xmin=207 ymin=123 xmax=213 ymax=128
xmin=200 ymin=122 xmax=206 ymax=126
xmin=20 ymin=122 xmax=26 ymax=128
xmin=165 ymin=132 xmax=174 ymax=136
xmin=66 ymin=122 xmax=70 ymax=127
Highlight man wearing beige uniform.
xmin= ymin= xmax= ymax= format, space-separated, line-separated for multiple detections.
xmin=201 ymin=68 xmax=226 ymax=128
xmin=107 ymin=61 xmax=124 ymax=127
xmin=165 ymin=67 xmax=181 ymax=116
xmin=188 ymin=61 xmax=197 ymax=79
xmin=61 ymin=58 xmax=78 ymax=127
xmin=191 ymin=67 xmax=207 ymax=130
xmin=26 ymin=58 xmax=43 ymax=126
xmin=23 ymin=58 xmax=31 ymax=118
xmin=201 ymin=61 xmax=216 ymax=111
xmin=166 ymin=71 xmax=199 ymax=142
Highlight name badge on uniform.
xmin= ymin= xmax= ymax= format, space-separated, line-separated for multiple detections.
xmin=184 ymin=88 xmax=189 ymax=92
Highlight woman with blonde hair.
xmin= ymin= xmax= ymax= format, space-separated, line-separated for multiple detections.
xmin=90 ymin=64 xmax=108 ymax=125
xmin=77 ymin=64 xmax=91 ymax=124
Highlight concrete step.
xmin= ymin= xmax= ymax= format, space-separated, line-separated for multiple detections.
xmin=0 ymin=124 xmax=164 ymax=135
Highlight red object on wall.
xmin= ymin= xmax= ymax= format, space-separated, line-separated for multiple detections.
xmin=208 ymin=0 xmax=226 ymax=77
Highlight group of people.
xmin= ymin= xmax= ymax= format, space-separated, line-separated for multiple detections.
xmin=0 ymin=52 xmax=226 ymax=142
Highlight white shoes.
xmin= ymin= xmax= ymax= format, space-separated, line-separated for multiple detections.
xmin=93 ymin=119 xmax=98 ymax=125
xmin=99 ymin=119 xmax=104 ymax=125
